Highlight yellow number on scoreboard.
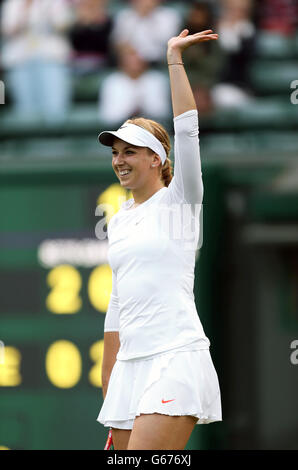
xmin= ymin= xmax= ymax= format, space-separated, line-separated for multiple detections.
xmin=0 ymin=346 xmax=22 ymax=387
xmin=88 ymin=339 xmax=104 ymax=387
xmin=46 ymin=265 xmax=82 ymax=314
xmin=45 ymin=340 xmax=82 ymax=388
xmin=88 ymin=264 xmax=112 ymax=313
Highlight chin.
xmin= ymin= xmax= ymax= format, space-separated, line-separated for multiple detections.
xmin=121 ymin=182 xmax=135 ymax=191
xmin=119 ymin=180 xmax=130 ymax=187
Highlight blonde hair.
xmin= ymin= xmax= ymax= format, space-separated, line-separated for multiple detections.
xmin=125 ymin=117 xmax=173 ymax=187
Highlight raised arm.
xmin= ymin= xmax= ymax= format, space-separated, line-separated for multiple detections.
xmin=166 ymin=29 xmax=218 ymax=210
xmin=167 ymin=29 xmax=218 ymax=118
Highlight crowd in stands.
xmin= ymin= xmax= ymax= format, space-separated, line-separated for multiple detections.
xmin=0 ymin=0 xmax=297 ymax=124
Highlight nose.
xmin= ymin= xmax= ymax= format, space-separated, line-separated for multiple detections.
xmin=113 ymin=152 xmax=125 ymax=166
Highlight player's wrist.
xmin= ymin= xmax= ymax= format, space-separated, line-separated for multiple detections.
xmin=167 ymin=47 xmax=183 ymax=64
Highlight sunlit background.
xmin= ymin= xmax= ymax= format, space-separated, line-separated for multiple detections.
xmin=0 ymin=0 xmax=298 ymax=450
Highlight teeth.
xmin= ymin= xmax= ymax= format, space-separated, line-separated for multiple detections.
xmin=119 ymin=170 xmax=131 ymax=176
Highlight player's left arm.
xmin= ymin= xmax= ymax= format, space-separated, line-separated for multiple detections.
xmin=166 ymin=29 xmax=218 ymax=209
xmin=167 ymin=29 xmax=218 ymax=118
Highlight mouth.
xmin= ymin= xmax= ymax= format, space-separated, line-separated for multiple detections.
xmin=118 ymin=169 xmax=132 ymax=179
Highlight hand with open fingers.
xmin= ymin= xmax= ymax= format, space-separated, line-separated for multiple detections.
xmin=167 ymin=29 xmax=219 ymax=55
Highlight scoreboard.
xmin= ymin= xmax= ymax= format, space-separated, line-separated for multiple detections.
xmin=0 ymin=165 xmax=135 ymax=450
xmin=0 ymin=161 xmax=223 ymax=450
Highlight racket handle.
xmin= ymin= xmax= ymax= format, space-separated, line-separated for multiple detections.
xmin=104 ymin=427 xmax=113 ymax=450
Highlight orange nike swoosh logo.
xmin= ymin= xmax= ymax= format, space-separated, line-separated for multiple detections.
xmin=161 ymin=399 xmax=175 ymax=403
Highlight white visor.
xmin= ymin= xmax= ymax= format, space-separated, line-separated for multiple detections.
xmin=98 ymin=123 xmax=167 ymax=164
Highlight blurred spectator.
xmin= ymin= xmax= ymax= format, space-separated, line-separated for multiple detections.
xmin=212 ymin=0 xmax=256 ymax=108
xmin=255 ymin=0 xmax=298 ymax=36
xmin=111 ymin=0 xmax=181 ymax=65
xmin=68 ymin=0 xmax=113 ymax=76
xmin=98 ymin=43 xmax=170 ymax=124
xmin=183 ymin=1 xmax=224 ymax=114
xmin=0 ymin=0 xmax=74 ymax=121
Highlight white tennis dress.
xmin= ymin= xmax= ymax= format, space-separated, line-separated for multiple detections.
xmin=97 ymin=110 xmax=222 ymax=429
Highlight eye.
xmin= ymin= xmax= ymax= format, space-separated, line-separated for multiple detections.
xmin=111 ymin=149 xmax=135 ymax=157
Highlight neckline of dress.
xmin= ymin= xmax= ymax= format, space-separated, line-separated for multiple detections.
xmin=122 ymin=187 xmax=167 ymax=211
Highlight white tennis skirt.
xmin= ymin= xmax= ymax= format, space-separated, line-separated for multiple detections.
xmin=97 ymin=348 xmax=222 ymax=430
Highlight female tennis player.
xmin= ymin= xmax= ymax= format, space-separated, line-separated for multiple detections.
xmin=97 ymin=28 xmax=222 ymax=450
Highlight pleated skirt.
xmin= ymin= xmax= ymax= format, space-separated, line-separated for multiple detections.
xmin=97 ymin=348 xmax=222 ymax=430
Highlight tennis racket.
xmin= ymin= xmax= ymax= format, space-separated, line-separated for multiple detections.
xmin=104 ymin=427 xmax=114 ymax=450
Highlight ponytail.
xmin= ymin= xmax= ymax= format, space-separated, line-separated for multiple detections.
xmin=161 ymin=157 xmax=173 ymax=187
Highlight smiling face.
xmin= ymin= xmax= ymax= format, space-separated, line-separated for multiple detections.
xmin=111 ymin=137 xmax=161 ymax=190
